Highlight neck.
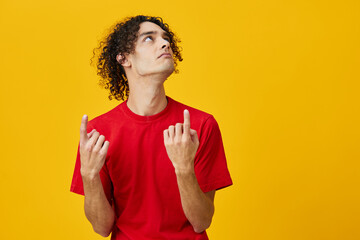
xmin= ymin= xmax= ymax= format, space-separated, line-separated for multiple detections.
xmin=126 ymin=77 xmax=168 ymax=116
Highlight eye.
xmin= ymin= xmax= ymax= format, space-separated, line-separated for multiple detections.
xmin=144 ymin=36 xmax=153 ymax=42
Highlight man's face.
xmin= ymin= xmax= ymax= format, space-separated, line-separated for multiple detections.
xmin=124 ymin=21 xmax=175 ymax=78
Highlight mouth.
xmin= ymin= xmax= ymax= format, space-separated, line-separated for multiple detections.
xmin=158 ymin=53 xmax=172 ymax=58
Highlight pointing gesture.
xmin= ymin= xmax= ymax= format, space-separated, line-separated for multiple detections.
xmin=79 ymin=115 xmax=110 ymax=178
xmin=163 ymin=109 xmax=199 ymax=172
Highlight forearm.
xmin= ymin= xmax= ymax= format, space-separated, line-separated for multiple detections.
xmin=82 ymin=173 xmax=115 ymax=237
xmin=175 ymin=167 xmax=214 ymax=233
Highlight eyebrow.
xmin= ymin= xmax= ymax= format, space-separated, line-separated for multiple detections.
xmin=138 ymin=31 xmax=171 ymax=39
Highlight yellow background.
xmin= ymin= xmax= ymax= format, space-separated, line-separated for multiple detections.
xmin=1 ymin=0 xmax=359 ymax=239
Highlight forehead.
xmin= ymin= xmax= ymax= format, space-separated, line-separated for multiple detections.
xmin=138 ymin=21 xmax=167 ymax=35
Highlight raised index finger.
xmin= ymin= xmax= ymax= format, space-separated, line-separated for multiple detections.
xmin=183 ymin=109 xmax=190 ymax=136
xmin=80 ymin=114 xmax=88 ymax=144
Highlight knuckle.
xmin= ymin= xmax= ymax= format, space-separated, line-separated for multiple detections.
xmin=99 ymin=150 xmax=106 ymax=157
xmin=86 ymin=145 xmax=93 ymax=152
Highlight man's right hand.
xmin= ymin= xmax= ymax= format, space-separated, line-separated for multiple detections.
xmin=79 ymin=115 xmax=110 ymax=178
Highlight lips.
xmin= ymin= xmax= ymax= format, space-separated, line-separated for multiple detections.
xmin=158 ymin=53 xmax=172 ymax=58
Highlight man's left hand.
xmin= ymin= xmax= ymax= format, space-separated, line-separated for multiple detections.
xmin=163 ymin=109 xmax=199 ymax=172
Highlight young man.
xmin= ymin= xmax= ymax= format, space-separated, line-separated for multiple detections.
xmin=70 ymin=15 xmax=233 ymax=240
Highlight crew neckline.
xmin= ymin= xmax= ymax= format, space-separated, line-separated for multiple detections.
xmin=122 ymin=95 xmax=173 ymax=122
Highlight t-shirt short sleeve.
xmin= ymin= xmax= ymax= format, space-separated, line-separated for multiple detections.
xmin=194 ymin=115 xmax=233 ymax=193
xmin=69 ymin=123 xmax=113 ymax=204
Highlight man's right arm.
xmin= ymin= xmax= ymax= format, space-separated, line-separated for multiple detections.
xmin=82 ymin=173 xmax=115 ymax=237
xmin=79 ymin=115 xmax=115 ymax=237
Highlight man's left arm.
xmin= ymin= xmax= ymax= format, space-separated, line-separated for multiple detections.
xmin=163 ymin=109 xmax=216 ymax=233
xmin=175 ymin=169 xmax=216 ymax=233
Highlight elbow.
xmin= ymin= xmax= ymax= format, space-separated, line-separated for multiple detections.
xmin=100 ymin=232 xmax=111 ymax=238
xmin=193 ymin=224 xmax=209 ymax=234
xmin=92 ymin=217 xmax=115 ymax=238
xmin=94 ymin=226 xmax=113 ymax=238
xmin=88 ymin=209 xmax=116 ymax=237
xmin=193 ymin=219 xmax=212 ymax=234
xmin=194 ymin=227 xmax=206 ymax=234
xmin=193 ymin=205 xmax=215 ymax=233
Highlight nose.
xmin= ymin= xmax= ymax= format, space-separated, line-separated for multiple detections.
xmin=161 ymin=39 xmax=170 ymax=49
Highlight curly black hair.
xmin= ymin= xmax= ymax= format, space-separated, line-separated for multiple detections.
xmin=91 ymin=15 xmax=183 ymax=101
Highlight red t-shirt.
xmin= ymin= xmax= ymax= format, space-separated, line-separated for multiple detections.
xmin=70 ymin=96 xmax=233 ymax=240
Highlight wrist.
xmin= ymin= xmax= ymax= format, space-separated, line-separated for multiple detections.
xmin=174 ymin=165 xmax=195 ymax=175
xmin=81 ymin=169 xmax=100 ymax=181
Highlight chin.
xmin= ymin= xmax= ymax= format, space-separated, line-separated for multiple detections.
xmin=158 ymin=64 xmax=175 ymax=76
xmin=159 ymin=70 xmax=174 ymax=80
xmin=140 ymin=63 xmax=175 ymax=78
xmin=166 ymin=62 xmax=175 ymax=72
xmin=167 ymin=65 xmax=175 ymax=74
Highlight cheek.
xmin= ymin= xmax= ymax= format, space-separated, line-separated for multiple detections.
xmin=137 ymin=51 xmax=153 ymax=64
xmin=134 ymin=57 xmax=154 ymax=75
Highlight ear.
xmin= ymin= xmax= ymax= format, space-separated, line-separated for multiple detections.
xmin=116 ymin=53 xmax=130 ymax=67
